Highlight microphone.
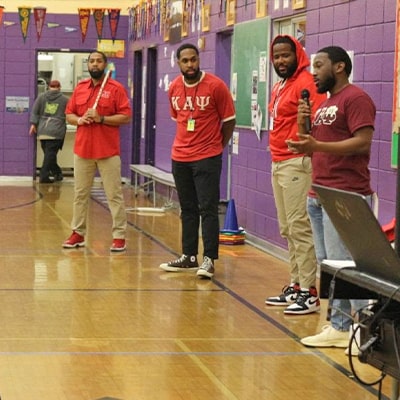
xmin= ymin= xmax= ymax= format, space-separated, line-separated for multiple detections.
xmin=301 ymin=89 xmax=312 ymax=133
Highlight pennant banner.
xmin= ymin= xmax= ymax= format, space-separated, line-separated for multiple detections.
xmin=18 ymin=6 xmax=31 ymax=43
xmin=78 ymin=8 xmax=90 ymax=43
xmin=33 ymin=7 xmax=46 ymax=41
xmin=108 ymin=8 xmax=121 ymax=42
xmin=0 ymin=6 xmax=4 ymax=26
xmin=93 ymin=8 xmax=105 ymax=41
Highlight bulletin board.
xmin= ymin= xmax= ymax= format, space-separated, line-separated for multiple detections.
xmin=231 ymin=17 xmax=271 ymax=129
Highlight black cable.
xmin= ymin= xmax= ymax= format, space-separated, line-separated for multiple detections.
xmin=391 ymin=321 xmax=400 ymax=379
xmin=347 ymin=286 xmax=400 ymax=391
xmin=348 ymin=321 xmax=386 ymax=387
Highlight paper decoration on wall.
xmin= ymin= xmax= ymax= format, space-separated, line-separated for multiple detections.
xmin=108 ymin=9 xmax=120 ymax=42
xmin=18 ymin=7 xmax=31 ymax=42
xmin=129 ymin=1 xmax=157 ymax=42
xmin=78 ymin=8 xmax=90 ymax=43
xmin=93 ymin=8 xmax=105 ymax=41
xmin=0 ymin=6 xmax=4 ymax=26
xmin=47 ymin=22 xmax=60 ymax=28
xmin=33 ymin=7 xmax=46 ymax=41
xmin=65 ymin=26 xmax=78 ymax=33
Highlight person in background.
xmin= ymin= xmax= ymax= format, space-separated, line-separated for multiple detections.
xmin=62 ymin=51 xmax=131 ymax=252
xmin=29 ymin=80 xmax=68 ymax=184
xmin=287 ymin=46 xmax=375 ymax=351
xmin=159 ymin=43 xmax=236 ymax=279
xmin=265 ymin=35 xmax=327 ymax=314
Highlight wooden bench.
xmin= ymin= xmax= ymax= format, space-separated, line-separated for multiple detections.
xmin=129 ymin=164 xmax=176 ymax=211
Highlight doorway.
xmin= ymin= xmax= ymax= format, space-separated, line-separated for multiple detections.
xmin=35 ymin=50 xmax=90 ymax=179
xmin=216 ymin=30 xmax=233 ymax=200
xmin=144 ymin=47 xmax=157 ymax=165
xmin=131 ymin=50 xmax=143 ymax=167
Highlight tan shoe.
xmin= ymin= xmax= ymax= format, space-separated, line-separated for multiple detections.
xmin=301 ymin=325 xmax=349 ymax=348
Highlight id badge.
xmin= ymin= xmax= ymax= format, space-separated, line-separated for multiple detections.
xmin=187 ymin=119 xmax=195 ymax=132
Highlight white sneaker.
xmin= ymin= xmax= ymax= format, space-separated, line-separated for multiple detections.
xmin=265 ymin=283 xmax=300 ymax=306
xmin=284 ymin=287 xmax=320 ymax=315
xmin=301 ymin=325 xmax=349 ymax=348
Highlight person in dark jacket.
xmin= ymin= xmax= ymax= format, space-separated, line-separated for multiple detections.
xmin=30 ymin=80 xmax=69 ymax=183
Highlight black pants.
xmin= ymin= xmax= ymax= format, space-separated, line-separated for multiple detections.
xmin=40 ymin=139 xmax=63 ymax=181
xmin=172 ymin=154 xmax=222 ymax=260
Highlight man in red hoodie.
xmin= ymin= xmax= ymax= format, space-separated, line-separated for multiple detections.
xmin=265 ymin=35 xmax=326 ymax=314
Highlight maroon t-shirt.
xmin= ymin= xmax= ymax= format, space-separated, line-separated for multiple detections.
xmin=311 ymin=84 xmax=376 ymax=195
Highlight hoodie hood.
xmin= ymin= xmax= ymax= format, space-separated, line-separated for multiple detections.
xmin=270 ymin=35 xmax=310 ymax=81
xmin=44 ymin=89 xmax=63 ymax=101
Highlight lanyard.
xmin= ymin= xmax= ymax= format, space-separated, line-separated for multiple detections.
xmin=183 ymin=80 xmax=200 ymax=119
xmin=272 ymin=79 xmax=286 ymax=119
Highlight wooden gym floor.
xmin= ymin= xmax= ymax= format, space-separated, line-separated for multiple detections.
xmin=0 ymin=180 xmax=396 ymax=400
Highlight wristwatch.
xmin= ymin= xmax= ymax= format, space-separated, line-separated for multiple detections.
xmin=99 ymin=115 xmax=105 ymax=124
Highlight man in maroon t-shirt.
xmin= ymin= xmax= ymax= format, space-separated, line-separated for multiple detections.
xmin=287 ymin=46 xmax=376 ymax=353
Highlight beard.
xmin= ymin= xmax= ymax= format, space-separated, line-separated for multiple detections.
xmin=274 ymin=62 xmax=297 ymax=79
xmin=89 ymin=69 xmax=105 ymax=80
xmin=182 ymin=68 xmax=201 ymax=82
xmin=317 ymin=75 xmax=336 ymax=93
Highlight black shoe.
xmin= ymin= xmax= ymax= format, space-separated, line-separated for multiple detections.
xmin=159 ymin=254 xmax=199 ymax=272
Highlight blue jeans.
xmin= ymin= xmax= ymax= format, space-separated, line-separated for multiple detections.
xmin=172 ymin=155 xmax=222 ymax=260
xmin=307 ymin=196 xmax=369 ymax=332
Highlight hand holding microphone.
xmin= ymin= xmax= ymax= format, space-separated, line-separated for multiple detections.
xmin=301 ymin=88 xmax=312 ymax=133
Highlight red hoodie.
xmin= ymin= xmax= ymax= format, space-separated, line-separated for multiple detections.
xmin=268 ymin=35 xmax=326 ymax=162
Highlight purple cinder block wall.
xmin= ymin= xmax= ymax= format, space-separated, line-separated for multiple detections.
xmin=131 ymin=0 xmax=397 ymax=253
xmin=303 ymin=0 xmax=397 ymax=226
xmin=0 ymin=1 xmax=397 ymax=255
xmin=0 ymin=12 xmax=130 ymax=177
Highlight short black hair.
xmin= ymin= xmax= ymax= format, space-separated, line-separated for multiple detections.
xmin=176 ymin=43 xmax=199 ymax=59
xmin=272 ymin=36 xmax=296 ymax=53
xmin=87 ymin=50 xmax=108 ymax=63
xmin=317 ymin=46 xmax=352 ymax=76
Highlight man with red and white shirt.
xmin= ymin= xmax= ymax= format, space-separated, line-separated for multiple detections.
xmin=160 ymin=43 xmax=236 ymax=278
xmin=63 ymin=51 xmax=131 ymax=252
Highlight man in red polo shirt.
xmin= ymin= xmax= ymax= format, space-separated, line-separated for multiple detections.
xmin=63 ymin=51 xmax=131 ymax=252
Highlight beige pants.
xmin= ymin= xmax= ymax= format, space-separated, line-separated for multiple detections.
xmin=271 ymin=156 xmax=317 ymax=289
xmin=71 ymin=154 xmax=127 ymax=239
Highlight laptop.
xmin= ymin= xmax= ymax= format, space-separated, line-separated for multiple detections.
xmin=312 ymin=184 xmax=400 ymax=284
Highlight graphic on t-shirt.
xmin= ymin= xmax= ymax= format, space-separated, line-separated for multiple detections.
xmin=171 ymin=95 xmax=211 ymax=111
xmin=44 ymin=102 xmax=59 ymax=115
xmin=314 ymin=105 xmax=338 ymax=126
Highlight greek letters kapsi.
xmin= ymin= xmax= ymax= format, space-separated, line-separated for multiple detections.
xmin=171 ymin=96 xmax=210 ymax=111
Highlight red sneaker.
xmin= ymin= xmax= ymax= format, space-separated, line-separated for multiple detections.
xmin=110 ymin=238 xmax=126 ymax=252
xmin=63 ymin=231 xmax=85 ymax=248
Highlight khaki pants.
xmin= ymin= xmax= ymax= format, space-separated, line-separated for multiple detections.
xmin=271 ymin=156 xmax=317 ymax=289
xmin=71 ymin=154 xmax=127 ymax=239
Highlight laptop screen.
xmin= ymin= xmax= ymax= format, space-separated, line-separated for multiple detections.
xmin=312 ymin=184 xmax=400 ymax=284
